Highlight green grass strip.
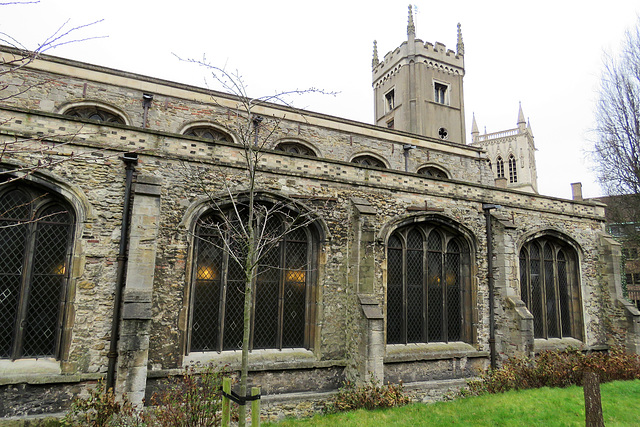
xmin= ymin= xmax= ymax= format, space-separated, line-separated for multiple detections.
xmin=266 ymin=379 xmax=640 ymax=426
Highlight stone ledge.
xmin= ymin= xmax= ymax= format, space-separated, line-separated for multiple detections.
xmin=149 ymin=351 xmax=346 ymax=377
xmin=384 ymin=342 xmax=488 ymax=363
xmin=534 ymin=337 xmax=585 ymax=353
xmin=0 ymin=372 xmax=102 ymax=386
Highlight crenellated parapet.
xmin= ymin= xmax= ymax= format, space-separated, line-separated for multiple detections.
xmin=372 ymin=39 xmax=464 ymax=89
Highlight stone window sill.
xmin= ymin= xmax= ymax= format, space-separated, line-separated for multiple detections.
xmin=534 ymin=337 xmax=584 ymax=353
xmin=384 ymin=342 xmax=487 ymax=363
xmin=183 ymin=348 xmax=339 ymax=372
xmin=0 ymin=358 xmax=102 ymax=386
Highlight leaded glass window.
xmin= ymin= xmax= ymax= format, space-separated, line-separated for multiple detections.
xmin=189 ymin=208 xmax=314 ymax=352
xmin=387 ymin=223 xmax=471 ymax=344
xmin=0 ymin=187 xmax=74 ymax=359
xmin=519 ymin=237 xmax=581 ymax=340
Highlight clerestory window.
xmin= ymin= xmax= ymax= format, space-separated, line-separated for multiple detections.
xmin=387 ymin=222 xmax=473 ymax=344
xmin=275 ymin=142 xmax=316 ymax=157
xmin=64 ymin=106 xmax=125 ymax=124
xmin=183 ymin=126 xmax=232 ymax=142
xmin=519 ymin=236 xmax=582 ymax=340
xmin=351 ymin=155 xmax=387 ymax=168
xmin=0 ymin=187 xmax=74 ymax=359
xmin=418 ymin=166 xmax=448 ymax=179
xmin=189 ymin=206 xmax=316 ymax=352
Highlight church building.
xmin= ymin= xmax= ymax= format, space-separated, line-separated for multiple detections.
xmin=0 ymin=6 xmax=637 ymax=418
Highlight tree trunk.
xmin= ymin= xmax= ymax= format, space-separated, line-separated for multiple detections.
xmin=584 ymin=371 xmax=604 ymax=427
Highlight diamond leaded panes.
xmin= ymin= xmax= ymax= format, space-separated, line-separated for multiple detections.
xmin=519 ymin=237 xmax=580 ymax=340
xmin=0 ymin=188 xmax=73 ymax=360
xmin=387 ymin=223 xmax=470 ymax=345
xmin=190 ymin=208 xmax=313 ymax=353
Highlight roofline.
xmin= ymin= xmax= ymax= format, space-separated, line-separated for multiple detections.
xmin=0 ymin=45 xmax=485 ymax=158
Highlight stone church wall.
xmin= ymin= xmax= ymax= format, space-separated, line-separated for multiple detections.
xmin=0 ymin=49 xmax=636 ymax=417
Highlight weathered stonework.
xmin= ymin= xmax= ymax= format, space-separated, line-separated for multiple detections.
xmin=0 ymin=35 xmax=637 ymax=420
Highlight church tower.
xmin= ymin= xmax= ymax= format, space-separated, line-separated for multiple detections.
xmin=372 ymin=6 xmax=466 ymax=144
xmin=470 ymin=104 xmax=539 ymax=194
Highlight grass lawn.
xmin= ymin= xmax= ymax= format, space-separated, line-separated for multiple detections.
xmin=265 ymin=379 xmax=640 ymax=426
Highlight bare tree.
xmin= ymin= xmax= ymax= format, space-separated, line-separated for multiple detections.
xmin=0 ymin=1 xmax=108 ymax=219
xmin=593 ymin=18 xmax=640 ymax=237
xmin=180 ymin=56 xmax=332 ymax=426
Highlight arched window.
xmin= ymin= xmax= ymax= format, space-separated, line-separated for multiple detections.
xmin=496 ymin=156 xmax=504 ymax=178
xmin=64 ymin=106 xmax=125 ymax=124
xmin=351 ymin=155 xmax=386 ymax=168
xmin=519 ymin=236 xmax=582 ymax=340
xmin=275 ymin=142 xmax=316 ymax=157
xmin=183 ymin=126 xmax=232 ymax=142
xmin=387 ymin=222 xmax=472 ymax=344
xmin=418 ymin=166 xmax=448 ymax=179
xmin=508 ymin=154 xmax=518 ymax=183
xmin=0 ymin=187 xmax=74 ymax=359
xmin=189 ymin=206 xmax=315 ymax=352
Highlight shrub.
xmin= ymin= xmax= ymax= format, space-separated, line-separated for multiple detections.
xmin=62 ymin=379 xmax=139 ymax=427
xmin=464 ymin=347 xmax=640 ymax=396
xmin=144 ymin=363 xmax=233 ymax=427
xmin=324 ymin=377 xmax=411 ymax=414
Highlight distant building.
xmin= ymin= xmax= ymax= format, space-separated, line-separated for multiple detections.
xmin=470 ymin=104 xmax=539 ymax=194
xmin=0 ymin=6 xmax=636 ymax=419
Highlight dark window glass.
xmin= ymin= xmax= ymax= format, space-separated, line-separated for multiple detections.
xmin=519 ymin=237 xmax=581 ymax=339
xmin=0 ymin=188 xmax=73 ymax=359
xmin=190 ymin=208 xmax=314 ymax=352
xmin=387 ymin=223 xmax=471 ymax=344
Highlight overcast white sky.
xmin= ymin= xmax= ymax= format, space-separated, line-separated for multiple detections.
xmin=3 ymin=1 xmax=639 ymax=199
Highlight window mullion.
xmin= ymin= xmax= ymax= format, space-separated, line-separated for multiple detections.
xmin=402 ymin=242 xmax=408 ymax=345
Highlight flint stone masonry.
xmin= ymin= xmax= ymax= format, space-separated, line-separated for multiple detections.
xmin=0 ymin=45 xmax=637 ymax=417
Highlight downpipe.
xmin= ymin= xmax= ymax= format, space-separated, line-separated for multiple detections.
xmin=106 ymin=152 xmax=138 ymax=391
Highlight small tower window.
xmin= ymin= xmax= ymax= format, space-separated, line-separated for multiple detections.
xmin=438 ymin=127 xmax=449 ymax=140
xmin=508 ymin=154 xmax=518 ymax=183
xmin=496 ymin=156 xmax=505 ymax=178
xmin=385 ymin=89 xmax=395 ymax=113
xmin=434 ymin=82 xmax=448 ymax=105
